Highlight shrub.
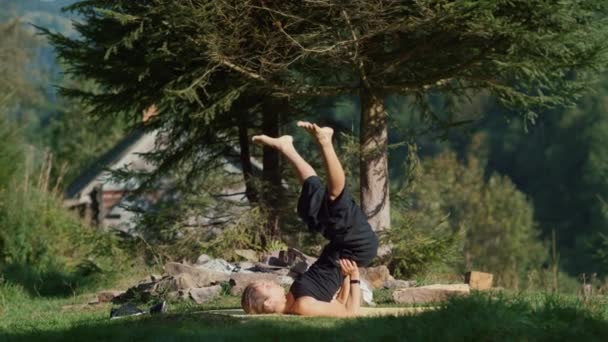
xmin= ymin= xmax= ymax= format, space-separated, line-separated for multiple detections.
xmin=388 ymin=140 xmax=546 ymax=287
xmin=0 ymin=115 xmax=129 ymax=296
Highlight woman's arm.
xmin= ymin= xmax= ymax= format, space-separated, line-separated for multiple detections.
xmin=341 ymin=259 xmax=361 ymax=315
xmin=335 ymin=275 xmax=350 ymax=304
xmin=291 ymin=296 xmax=355 ymax=317
xmin=290 ymin=259 xmax=361 ymax=317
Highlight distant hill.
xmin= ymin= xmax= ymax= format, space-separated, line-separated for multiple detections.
xmin=1 ymin=0 xmax=77 ymax=35
xmin=1 ymin=0 xmax=79 ymax=128
xmin=1 ymin=0 xmax=79 ymax=76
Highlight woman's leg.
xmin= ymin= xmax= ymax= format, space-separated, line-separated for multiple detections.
xmin=296 ymin=121 xmax=345 ymax=201
xmin=251 ymin=135 xmax=316 ymax=184
xmin=297 ymin=122 xmax=377 ymax=266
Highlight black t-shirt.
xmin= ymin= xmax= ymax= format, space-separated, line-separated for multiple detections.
xmin=290 ymin=176 xmax=378 ymax=302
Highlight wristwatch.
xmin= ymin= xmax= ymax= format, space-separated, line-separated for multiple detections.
xmin=350 ymin=279 xmax=361 ymax=285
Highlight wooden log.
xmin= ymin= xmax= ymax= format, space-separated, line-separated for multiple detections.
xmin=393 ymin=284 xmax=470 ymax=305
xmin=465 ymin=271 xmax=493 ymax=290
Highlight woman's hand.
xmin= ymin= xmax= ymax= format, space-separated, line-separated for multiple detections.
xmin=339 ymin=258 xmax=359 ymax=279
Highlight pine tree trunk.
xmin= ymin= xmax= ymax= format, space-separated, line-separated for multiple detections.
xmin=359 ymin=88 xmax=391 ymax=231
xmin=261 ymin=97 xmax=283 ymax=242
xmin=237 ymin=117 xmax=257 ymax=203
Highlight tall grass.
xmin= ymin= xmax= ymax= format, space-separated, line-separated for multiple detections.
xmin=0 ymin=116 xmax=130 ymax=296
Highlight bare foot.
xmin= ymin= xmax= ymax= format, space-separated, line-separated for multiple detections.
xmin=296 ymin=121 xmax=333 ymax=145
xmin=251 ymin=135 xmax=294 ymax=152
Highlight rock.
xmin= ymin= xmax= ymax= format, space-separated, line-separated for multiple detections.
xmin=150 ymin=274 xmax=163 ymax=282
xmin=166 ymin=291 xmax=188 ymax=302
xmin=166 ymin=286 xmax=222 ymax=304
xmin=278 ymin=250 xmax=290 ymax=264
xmin=136 ymin=280 xmax=157 ymax=291
xmin=377 ymin=245 xmax=392 ymax=258
xmin=234 ymin=261 xmax=256 ymax=272
xmin=262 ymin=250 xmax=289 ymax=267
xmin=279 ymin=250 xmax=290 ymax=261
xmin=465 ymin=271 xmax=493 ymax=290
xmin=138 ymin=275 xmax=155 ymax=284
xmin=98 ymin=290 xmax=125 ymax=303
xmin=286 ymin=247 xmax=306 ymax=261
xmin=229 ymin=273 xmax=281 ymax=296
xmin=196 ymin=259 xmax=235 ymax=274
xmin=260 ymin=251 xmax=287 ymax=267
xmin=139 ymin=274 xmax=168 ymax=284
xmin=155 ymin=273 xmax=197 ymax=292
xmin=392 ymin=284 xmax=470 ymax=305
xmin=252 ymin=263 xmax=286 ymax=273
xmin=189 ymin=285 xmax=222 ymax=304
xmin=360 ymin=266 xmax=393 ymax=289
xmin=277 ymin=276 xmax=294 ymax=286
xmin=289 ymin=261 xmax=310 ymax=275
xmin=287 ymin=247 xmax=316 ymax=266
xmin=422 ymin=283 xmax=470 ymax=292
xmin=272 ymin=268 xmax=290 ymax=277
xmin=88 ymin=298 xmax=100 ymax=305
xmin=267 ymin=256 xmax=288 ymax=267
xmin=264 ymin=250 xmax=281 ymax=260
xmin=263 ymin=248 xmax=317 ymax=267
xmin=384 ymin=279 xmax=416 ymax=289
xmin=235 ymin=249 xmax=258 ymax=262
xmin=113 ymin=281 xmax=157 ymax=303
xmin=164 ymin=262 xmax=230 ymax=287
xmin=196 ymin=254 xmax=211 ymax=265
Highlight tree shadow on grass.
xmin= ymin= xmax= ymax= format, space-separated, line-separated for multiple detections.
xmin=1 ymin=261 xmax=103 ymax=297
xmin=3 ymin=294 xmax=608 ymax=341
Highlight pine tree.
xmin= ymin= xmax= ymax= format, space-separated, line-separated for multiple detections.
xmin=0 ymin=18 xmax=42 ymax=111
xmin=42 ymin=77 xmax=128 ymax=185
xmin=41 ymin=1 xmax=295 ymax=245
xmin=200 ymin=0 xmax=608 ymax=232
xmin=45 ymin=1 xmax=608 ymax=237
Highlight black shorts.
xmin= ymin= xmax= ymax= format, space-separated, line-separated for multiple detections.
xmin=297 ymin=175 xmax=377 ymax=265
xmin=291 ymin=176 xmax=378 ymax=301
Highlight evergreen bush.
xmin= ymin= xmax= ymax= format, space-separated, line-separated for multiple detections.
xmin=387 ymin=139 xmax=546 ymax=287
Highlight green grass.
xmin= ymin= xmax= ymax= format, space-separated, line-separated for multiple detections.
xmin=3 ymin=281 xmax=608 ymax=342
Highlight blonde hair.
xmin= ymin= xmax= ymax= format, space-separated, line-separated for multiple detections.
xmin=241 ymin=281 xmax=273 ymax=314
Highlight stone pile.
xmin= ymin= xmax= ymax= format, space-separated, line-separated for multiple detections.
xmin=110 ymin=248 xmax=315 ymax=305
xmin=390 ymin=270 xmax=498 ymax=305
xmin=96 ymin=248 xmax=488 ymax=307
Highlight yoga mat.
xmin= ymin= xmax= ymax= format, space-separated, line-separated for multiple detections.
xmin=204 ymin=306 xmax=434 ymax=318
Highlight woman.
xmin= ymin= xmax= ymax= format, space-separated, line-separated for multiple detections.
xmin=241 ymin=121 xmax=378 ymax=317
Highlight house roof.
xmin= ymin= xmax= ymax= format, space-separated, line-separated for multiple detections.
xmin=65 ymin=128 xmax=146 ymax=199
xmin=65 ymin=126 xmax=267 ymax=201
